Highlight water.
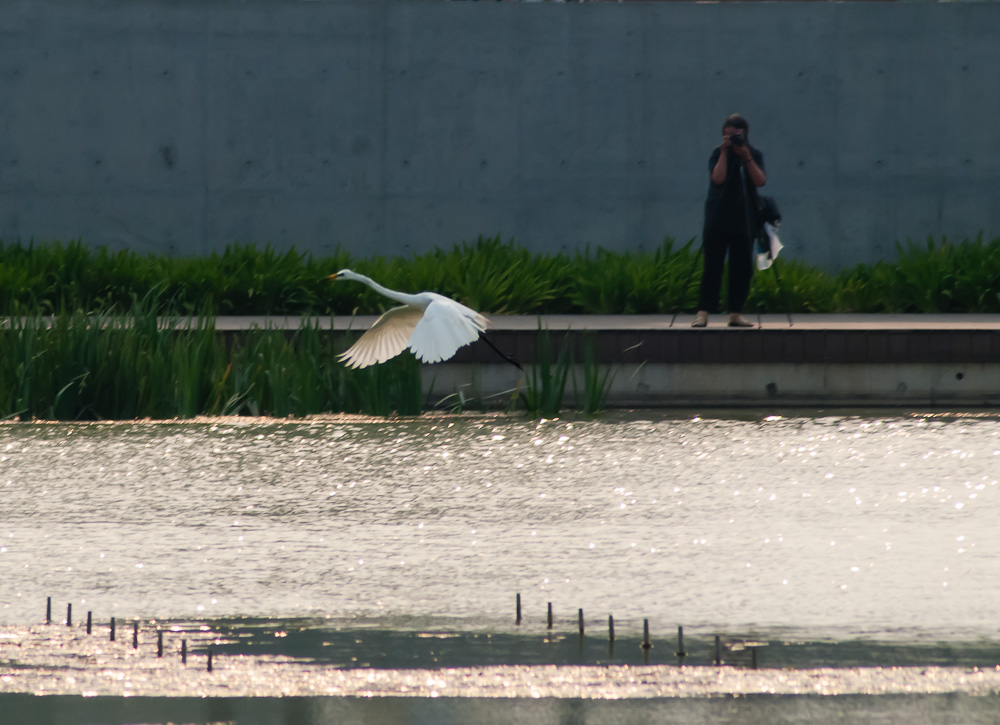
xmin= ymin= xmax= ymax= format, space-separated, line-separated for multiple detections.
xmin=4 ymin=411 xmax=1000 ymax=720
xmin=4 ymin=411 xmax=1000 ymax=636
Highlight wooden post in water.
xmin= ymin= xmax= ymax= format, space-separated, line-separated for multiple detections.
xmin=578 ymin=608 xmax=584 ymax=638
xmin=110 ymin=617 xmax=116 ymax=642
xmin=207 ymin=645 xmax=214 ymax=673
xmin=86 ymin=611 xmax=92 ymax=635
xmin=751 ymin=646 xmax=758 ymax=669
xmin=714 ymin=635 xmax=722 ymax=666
xmin=642 ymin=619 xmax=652 ymax=650
xmin=516 ymin=593 xmax=522 ymax=625
xmin=132 ymin=621 xmax=139 ymax=649
xmin=157 ymin=630 xmax=164 ymax=658
xmin=676 ymin=625 xmax=687 ymax=658
xmin=46 ymin=597 xmax=51 ymax=625
xmin=66 ymin=603 xmax=72 ymax=627
xmin=181 ymin=639 xmax=188 ymax=665
xmin=608 ymin=615 xmax=615 ymax=658
xmin=547 ymin=602 xmax=553 ymax=630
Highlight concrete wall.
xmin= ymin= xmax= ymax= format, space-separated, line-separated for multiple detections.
xmin=439 ymin=362 xmax=1000 ymax=408
xmin=2 ymin=0 xmax=999 ymax=269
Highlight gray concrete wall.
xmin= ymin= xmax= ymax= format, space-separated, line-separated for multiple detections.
xmin=439 ymin=362 xmax=1000 ymax=408
xmin=2 ymin=0 xmax=999 ymax=269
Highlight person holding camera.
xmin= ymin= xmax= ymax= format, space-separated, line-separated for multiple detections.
xmin=692 ymin=113 xmax=766 ymax=328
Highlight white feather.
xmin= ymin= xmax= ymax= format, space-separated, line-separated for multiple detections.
xmin=331 ymin=270 xmax=489 ymax=368
xmin=337 ymin=305 xmax=423 ymax=369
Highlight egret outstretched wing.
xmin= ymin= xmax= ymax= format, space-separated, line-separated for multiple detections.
xmin=408 ymin=298 xmax=488 ymax=364
xmin=338 ymin=305 xmax=423 ymax=369
xmin=329 ymin=269 xmax=516 ymax=369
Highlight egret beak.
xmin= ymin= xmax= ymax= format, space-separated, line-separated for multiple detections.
xmin=327 ymin=273 xmax=340 ymax=281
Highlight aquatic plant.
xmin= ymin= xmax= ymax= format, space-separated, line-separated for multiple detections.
xmin=0 ymin=304 xmax=424 ymax=420
xmin=3 ymin=233 xmax=1000 ymax=316
xmin=574 ymin=334 xmax=616 ymax=415
xmin=520 ymin=326 xmax=573 ymax=417
xmin=4 ymin=233 xmax=1000 ymax=420
xmin=406 ymin=236 xmax=570 ymax=314
xmin=568 ymin=239 xmax=700 ymax=315
xmin=745 ymin=259 xmax=838 ymax=314
xmin=0 ymin=304 xmax=619 ymax=420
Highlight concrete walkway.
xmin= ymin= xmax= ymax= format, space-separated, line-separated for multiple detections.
xmin=214 ymin=313 xmax=1000 ymax=332
xmin=206 ymin=314 xmax=1000 ymax=406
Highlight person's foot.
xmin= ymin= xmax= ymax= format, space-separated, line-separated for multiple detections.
xmin=691 ymin=310 xmax=708 ymax=328
xmin=728 ymin=313 xmax=754 ymax=328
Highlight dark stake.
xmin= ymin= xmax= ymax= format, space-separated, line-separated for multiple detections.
xmin=133 ymin=621 xmax=139 ymax=649
xmin=714 ymin=635 xmax=722 ymax=666
xmin=547 ymin=602 xmax=553 ymax=630
xmin=608 ymin=615 xmax=615 ymax=642
xmin=207 ymin=646 xmax=214 ymax=673
xmin=66 ymin=603 xmax=72 ymax=627
xmin=641 ymin=619 xmax=652 ymax=650
xmin=46 ymin=597 xmax=51 ymax=624
xmin=578 ymin=608 xmax=584 ymax=638
xmin=751 ymin=646 xmax=759 ymax=669
xmin=110 ymin=617 xmax=116 ymax=642
xmin=157 ymin=631 xmax=163 ymax=658
xmin=182 ymin=639 xmax=188 ymax=665
xmin=676 ymin=625 xmax=687 ymax=658
xmin=87 ymin=611 xmax=92 ymax=635
xmin=516 ymin=593 xmax=522 ymax=626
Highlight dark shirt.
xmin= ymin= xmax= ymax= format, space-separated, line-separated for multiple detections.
xmin=703 ymin=145 xmax=765 ymax=237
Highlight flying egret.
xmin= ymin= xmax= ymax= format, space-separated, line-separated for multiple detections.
xmin=328 ymin=269 xmax=521 ymax=370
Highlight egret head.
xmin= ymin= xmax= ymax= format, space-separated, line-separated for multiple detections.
xmin=327 ymin=269 xmax=353 ymax=281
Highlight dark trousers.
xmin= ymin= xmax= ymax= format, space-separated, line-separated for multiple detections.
xmin=697 ymin=230 xmax=753 ymax=314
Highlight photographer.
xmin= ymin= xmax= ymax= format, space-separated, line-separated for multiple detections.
xmin=692 ymin=114 xmax=766 ymax=328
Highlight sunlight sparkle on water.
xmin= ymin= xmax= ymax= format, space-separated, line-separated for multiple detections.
xmin=3 ymin=413 xmax=1000 ymax=641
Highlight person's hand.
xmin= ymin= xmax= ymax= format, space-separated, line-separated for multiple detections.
xmin=720 ymin=134 xmax=732 ymax=153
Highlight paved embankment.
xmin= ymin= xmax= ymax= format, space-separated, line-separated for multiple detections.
xmin=213 ymin=314 xmax=1000 ymax=408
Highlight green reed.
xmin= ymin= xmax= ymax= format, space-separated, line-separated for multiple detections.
xmin=575 ymin=333 xmax=619 ymax=415
xmin=568 ymin=239 xmax=701 ymax=315
xmin=4 ymin=233 xmax=1000 ymax=316
xmin=519 ymin=329 xmax=620 ymax=416
xmin=0 ymin=307 xmax=424 ymax=421
xmin=520 ymin=327 xmax=572 ymax=418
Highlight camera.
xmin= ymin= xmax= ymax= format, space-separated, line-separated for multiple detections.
xmin=730 ymin=132 xmax=746 ymax=147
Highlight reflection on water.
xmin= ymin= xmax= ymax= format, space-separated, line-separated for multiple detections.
xmin=3 ymin=411 xmax=1000 ymax=643
xmin=200 ymin=617 xmax=1000 ymax=671
xmin=7 ymin=692 xmax=1000 ymax=725
xmin=4 ymin=617 xmax=1000 ymax=700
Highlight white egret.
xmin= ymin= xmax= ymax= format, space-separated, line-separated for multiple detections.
xmin=329 ymin=269 xmax=520 ymax=369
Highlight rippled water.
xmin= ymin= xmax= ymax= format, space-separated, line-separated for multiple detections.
xmin=3 ymin=410 xmax=1000 ymax=643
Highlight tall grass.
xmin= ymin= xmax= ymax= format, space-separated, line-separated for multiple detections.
xmin=6 ymin=234 xmax=998 ymax=317
xmin=0 ymin=307 xmax=617 ymax=420
xmin=3 ymin=234 xmax=998 ymax=420
xmin=574 ymin=333 xmax=618 ymax=415
xmin=520 ymin=329 xmax=618 ymax=417
xmin=0 ymin=305 xmax=423 ymax=421
xmin=521 ymin=327 xmax=572 ymax=418
xmin=747 ymin=235 xmax=1000 ymax=314
xmin=569 ymin=239 xmax=700 ymax=314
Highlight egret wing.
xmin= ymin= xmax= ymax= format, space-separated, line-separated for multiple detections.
xmin=338 ymin=306 xmax=424 ymax=368
xmin=407 ymin=298 xmax=487 ymax=364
